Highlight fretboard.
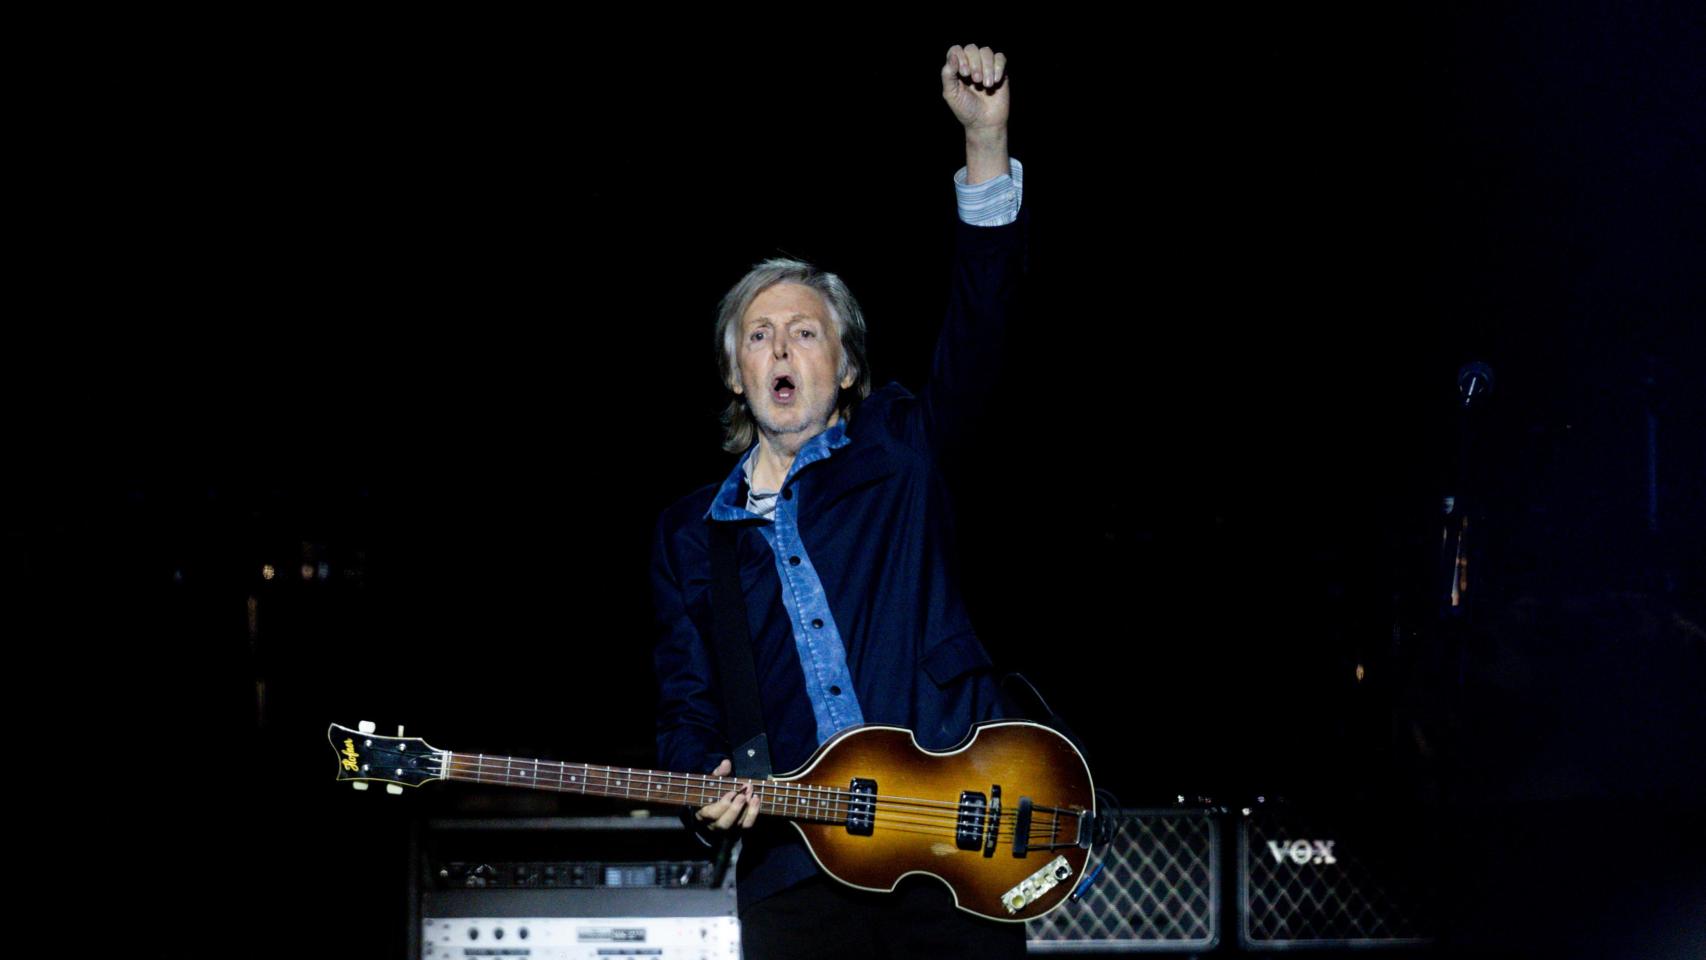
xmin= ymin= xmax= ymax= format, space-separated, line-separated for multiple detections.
xmin=439 ymin=752 xmax=849 ymax=824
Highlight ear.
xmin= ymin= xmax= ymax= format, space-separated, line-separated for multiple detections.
xmin=839 ymin=367 xmax=856 ymax=390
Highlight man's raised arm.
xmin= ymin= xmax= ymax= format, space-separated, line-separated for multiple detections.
xmin=942 ymin=44 xmax=1011 ymax=187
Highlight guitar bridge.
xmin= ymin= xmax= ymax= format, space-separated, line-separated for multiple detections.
xmin=1011 ymin=798 xmax=1032 ymax=857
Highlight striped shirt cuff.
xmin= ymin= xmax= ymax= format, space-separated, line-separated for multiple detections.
xmin=954 ymin=157 xmax=1023 ymax=226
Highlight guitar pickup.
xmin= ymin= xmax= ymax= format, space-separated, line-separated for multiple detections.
xmin=956 ymin=791 xmax=986 ymax=850
xmin=845 ymin=778 xmax=876 ymax=836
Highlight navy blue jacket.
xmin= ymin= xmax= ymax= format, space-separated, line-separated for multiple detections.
xmin=649 ymin=211 xmax=1026 ymax=909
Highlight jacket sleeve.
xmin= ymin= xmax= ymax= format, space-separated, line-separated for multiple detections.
xmin=913 ymin=198 xmax=1029 ymax=459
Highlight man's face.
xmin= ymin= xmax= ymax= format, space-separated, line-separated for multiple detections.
xmin=732 ymin=282 xmax=855 ymax=446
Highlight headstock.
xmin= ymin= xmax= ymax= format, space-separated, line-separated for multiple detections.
xmin=328 ymin=721 xmax=444 ymax=793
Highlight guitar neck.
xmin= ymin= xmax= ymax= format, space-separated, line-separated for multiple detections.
xmin=440 ymin=751 xmax=847 ymax=824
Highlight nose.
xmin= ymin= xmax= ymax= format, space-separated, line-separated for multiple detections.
xmin=771 ymin=332 xmax=788 ymax=359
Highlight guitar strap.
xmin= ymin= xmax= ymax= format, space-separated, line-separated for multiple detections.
xmin=707 ymin=522 xmax=773 ymax=779
xmin=1001 ymin=672 xmax=1090 ymax=762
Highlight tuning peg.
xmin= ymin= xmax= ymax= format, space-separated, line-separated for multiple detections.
xmin=397 ymin=724 xmax=406 ymax=737
xmin=358 ymin=720 xmax=377 ymax=734
xmin=386 ymin=785 xmax=404 ymax=795
xmin=352 ymin=782 xmax=369 ymax=791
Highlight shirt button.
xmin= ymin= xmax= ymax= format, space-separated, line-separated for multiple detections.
xmin=811 ymin=618 xmax=823 ymax=629
xmin=829 ymin=686 xmax=841 ymax=696
xmin=789 ymin=556 xmax=801 ymax=566
xmin=782 ymin=488 xmax=793 ymax=500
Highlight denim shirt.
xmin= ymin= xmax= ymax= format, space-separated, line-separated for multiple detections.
xmin=706 ymin=421 xmax=866 ymax=745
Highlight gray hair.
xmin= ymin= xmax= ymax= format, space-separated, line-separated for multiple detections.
xmin=714 ymin=258 xmax=871 ymax=453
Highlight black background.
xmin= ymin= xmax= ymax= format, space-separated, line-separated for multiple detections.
xmin=15 ymin=8 xmax=1704 ymax=957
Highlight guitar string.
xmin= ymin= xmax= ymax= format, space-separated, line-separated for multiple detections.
xmin=405 ymin=764 xmax=1069 ymax=844
xmin=434 ymin=756 xmax=1072 ymax=837
xmin=439 ymin=767 xmax=1019 ymax=830
xmin=435 ymin=756 xmax=1074 ymax=830
xmin=435 ymin=759 xmax=972 ymax=812
xmin=439 ymin=752 xmax=972 ymax=808
xmin=433 ymin=755 xmax=1081 ymax=823
xmin=437 ymin=754 xmax=1038 ymax=817
xmin=433 ymin=767 xmax=975 ymax=818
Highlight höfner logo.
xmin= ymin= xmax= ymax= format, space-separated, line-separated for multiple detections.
xmin=1267 ymin=839 xmax=1337 ymax=866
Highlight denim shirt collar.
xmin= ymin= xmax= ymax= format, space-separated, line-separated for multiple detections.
xmin=706 ymin=419 xmax=850 ymax=522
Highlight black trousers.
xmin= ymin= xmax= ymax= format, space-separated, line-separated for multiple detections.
xmin=739 ymin=875 xmax=1029 ymax=960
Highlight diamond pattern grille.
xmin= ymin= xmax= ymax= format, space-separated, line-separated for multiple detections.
xmin=1240 ymin=809 xmax=1434 ymax=948
xmin=1027 ymin=810 xmax=1218 ymax=952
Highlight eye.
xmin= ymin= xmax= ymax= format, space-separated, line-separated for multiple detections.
xmin=749 ymin=329 xmax=766 ymax=342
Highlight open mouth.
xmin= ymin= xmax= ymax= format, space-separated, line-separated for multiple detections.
xmin=772 ymin=375 xmax=795 ymax=402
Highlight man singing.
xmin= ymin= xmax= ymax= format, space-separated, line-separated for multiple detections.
xmin=651 ymin=44 xmax=1029 ymax=958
